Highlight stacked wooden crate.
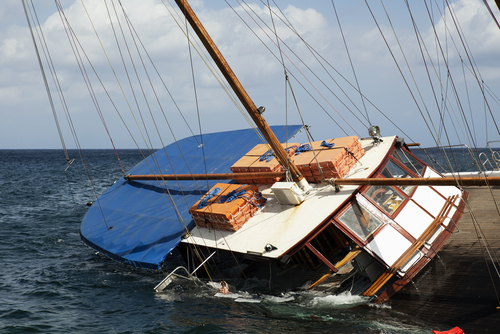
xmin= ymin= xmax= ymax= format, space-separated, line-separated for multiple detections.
xmin=230 ymin=143 xmax=299 ymax=184
xmin=293 ymin=136 xmax=364 ymax=183
xmin=229 ymin=137 xmax=364 ymax=184
xmin=189 ymin=183 xmax=266 ymax=232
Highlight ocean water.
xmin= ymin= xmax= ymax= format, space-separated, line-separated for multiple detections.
xmin=0 ymin=147 xmax=492 ymax=333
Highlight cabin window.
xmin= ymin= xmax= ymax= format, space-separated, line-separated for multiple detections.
xmin=380 ymin=160 xmax=415 ymax=195
xmin=338 ymin=201 xmax=384 ymax=241
xmin=364 ymin=185 xmax=405 ymax=216
xmin=392 ymin=147 xmax=425 ymax=177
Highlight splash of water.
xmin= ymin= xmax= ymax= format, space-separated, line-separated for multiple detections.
xmin=307 ymin=291 xmax=369 ymax=308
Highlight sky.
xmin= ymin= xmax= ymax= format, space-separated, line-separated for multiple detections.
xmin=1 ymin=0 xmax=500 ymax=149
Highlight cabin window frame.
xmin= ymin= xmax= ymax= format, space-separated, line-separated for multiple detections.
xmin=362 ymin=182 xmax=409 ymax=219
xmin=332 ymin=144 xmax=428 ymax=246
xmin=391 ymin=146 xmax=427 ymax=177
xmin=379 ymin=156 xmax=422 ymax=197
xmin=359 ymin=146 xmax=423 ymax=217
xmin=333 ymin=197 xmax=386 ymax=246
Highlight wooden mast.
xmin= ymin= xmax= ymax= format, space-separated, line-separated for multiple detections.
xmin=125 ymin=173 xmax=500 ymax=186
xmin=332 ymin=176 xmax=500 ymax=187
xmin=173 ymin=0 xmax=304 ymax=185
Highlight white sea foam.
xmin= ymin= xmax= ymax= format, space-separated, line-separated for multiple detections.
xmin=214 ymin=292 xmax=241 ymax=298
xmin=308 ymin=291 xmax=369 ymax=307
xmin=261 ymin=294 xmax=295 ymax=303
xmin=234 ymin=298 xmax=261 ymax=303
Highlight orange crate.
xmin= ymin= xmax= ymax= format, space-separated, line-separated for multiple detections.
xmin=230 ymin=155 xmax=259 ymax=184
xmin=244 ymin=143 xmax=299 ymax=157
xmin=189 ymin=183 xmax=265 ymax=231
xmin=247 ymin=143 xmax=299 ymax=173
xmin=230 ymin=143 xmax=298 ymax=184
xmin=293 ymin=137 xmax=364 ymax=183
xmin=231 ymin=155 xmax=260 ymax=172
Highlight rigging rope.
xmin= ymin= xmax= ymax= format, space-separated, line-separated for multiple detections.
xmin=115 ymin=1 xmax=221 ymax=225
xmin=54 ymin=0 xmax=196 ymax=234
xmin=81 ymin=0 xmax=153 ymax=161
xmin=66 ymin=0 xmax=210 ymax=239
xmin=266 ymin=0 xmax=293 ymax=175
xmin=269 ymin=0 xmax=413 ymax=138
xmin=163 ymin=0 xmax=265 ymax=145
xmin=165 ymin=0 xmax=259 ymax=280
xmin=23 ymin=0 xmax=69 ymax=162
xmin=330 ymin=0 xmax=371 ymax=125
xmin=268 ymin=0 xmax=365 ymax=127
xmin=482 ymin=0 xmax=500 ymax=30
xmin=235 ymin=0 xmax=360 ymax=137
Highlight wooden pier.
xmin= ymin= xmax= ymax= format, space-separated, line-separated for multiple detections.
xmin=390 ymin=186 xmax=500 ymax=333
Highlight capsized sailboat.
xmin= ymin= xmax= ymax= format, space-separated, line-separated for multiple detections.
xmin=25 ymin=0 xmax=500 ymax=304
xmin=80 ymin=0 xmax=470 ymax=303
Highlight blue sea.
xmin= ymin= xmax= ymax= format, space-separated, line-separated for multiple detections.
xmin=0 ymin=147 xmax=491 ymax=333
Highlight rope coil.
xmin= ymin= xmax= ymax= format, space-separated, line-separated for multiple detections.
xmin=218 ymin=187 xmax=267 ymax=209
xmin=259 ymin=145 xmax=299 ymax=162
xmin=197 ymin=187 xmax=221 ymax=209
xmin=218 ymin=186 xmax=246 ymax=203
xmin=259 ymin=150 xmax=274 ymax=162
xmin=321 ymin=140 xmax=335 ymax=148
xmin=295 ymin=143 xmax=311 ymax=155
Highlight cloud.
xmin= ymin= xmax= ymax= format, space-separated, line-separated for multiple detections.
xmin=12 ymin=0 xmax=334 ymax=149
xmin=1 ymin=0 xmax=499 ymax=149
xmin=428 ymin=0 xmax=500 ymax=69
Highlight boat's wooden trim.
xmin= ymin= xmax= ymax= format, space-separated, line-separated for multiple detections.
xmin=307 ymin=246 xmax=362 ymax=290
xmin=374 ymin=190 xmax=468 ymax=303
xmin=335 ymin=177 xmax=500 ymax=186
xmin=363 ymin=195 xmax=459 ymax=297
xmin=307 ymin=271 xmax=334 ymax=290
xmin=125 ymin=172 xmax=285 ymax=181
xmin=335 ymin=245 xmax=363 ymax=268
xmin=305 ymin=242 xmax=338 ymax=272
xmin=125 ymin=172 xmax=500 ymax=186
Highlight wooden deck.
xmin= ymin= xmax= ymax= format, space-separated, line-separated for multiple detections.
xmin=390 ymin=186 xmax=500 ymax=332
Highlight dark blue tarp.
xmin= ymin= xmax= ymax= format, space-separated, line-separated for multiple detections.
xmin=79 ymin=125 xmax=302 ymax=270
